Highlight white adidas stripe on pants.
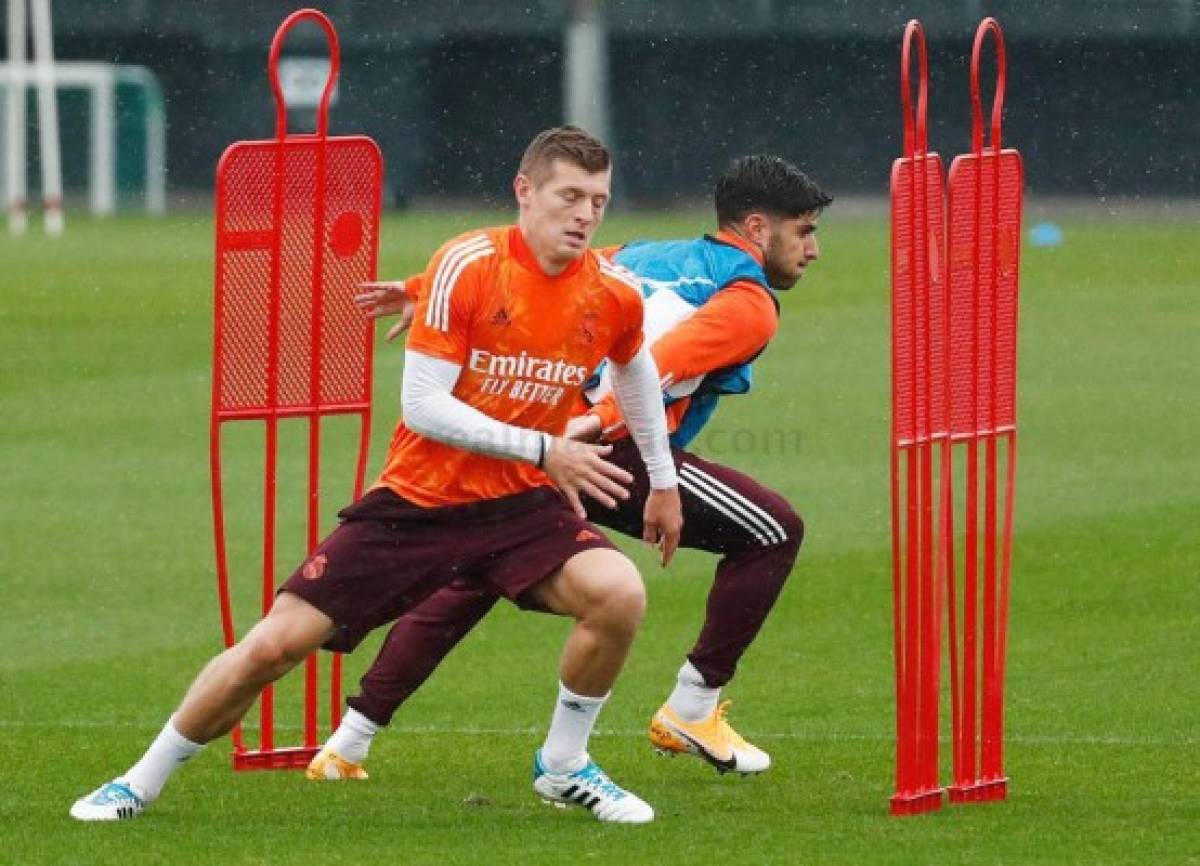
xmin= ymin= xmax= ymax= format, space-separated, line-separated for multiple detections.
xmin=677 ymin=462 xmax=788 ymax=546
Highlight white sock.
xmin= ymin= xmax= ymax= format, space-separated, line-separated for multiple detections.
xmin=122 ymin=716 xmax=204 ymax=802
xmin=667 ymin=660 xmax=720 ymax=722
xmin=541 ymin=682 xmax=607 ymax=773
xmin=325 ymin=708 xmax=381 ymax=764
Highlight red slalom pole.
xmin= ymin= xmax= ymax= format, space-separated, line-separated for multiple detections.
xmin=891 ymin=15 xmax=1022 ymax=814
xmin=945 ymin=16 xmax=1023 ymax=805
xmin=889 ymin=18 xmax=947 ymax=815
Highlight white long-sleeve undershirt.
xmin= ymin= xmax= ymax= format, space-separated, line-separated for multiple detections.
xmin=402 ymin=349 xmax=546 ymax=464
xmin=607 ymin=344 xmax=677 ymax=489
xmin=401 ymin=346 xmax=678 ymax=489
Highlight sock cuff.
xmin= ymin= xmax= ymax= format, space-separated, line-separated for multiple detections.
xmin=677 ymin=660 xmax=713 ymax=689
xmin=342 ymin=708 xmax=383 ymax=737
xmin=558 ymin=681 xmax=609 ymax=707
xmin=165 ymin=716 xmax=205 ymax=753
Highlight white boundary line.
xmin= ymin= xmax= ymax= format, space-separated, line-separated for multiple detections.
xmin=0 ymin=719 xmax=1191 ymax=747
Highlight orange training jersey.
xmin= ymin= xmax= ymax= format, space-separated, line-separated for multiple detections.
xmin=376 ymin=225 xmax=645 ymax=507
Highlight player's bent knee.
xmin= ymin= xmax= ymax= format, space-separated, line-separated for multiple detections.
xmin=237 ymin=632 xmax=302 ymax=681
xmin=587 ymin=558 xmax=646 ymax=633
xmin=754 ymin=488 xmax=804 ymax=555
xmin=239 ymin=619 xmax=319 ymax=675
xmin=776 ymin=500 xmax=805 ymax=551
xmin=237 ymin=596 xmax=333 ymax=679
xmin=599 ymin=571 xmax=647 ymax=629
xmin=544 ymin=548 xmax=646 ymax=628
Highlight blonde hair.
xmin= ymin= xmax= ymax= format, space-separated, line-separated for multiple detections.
xmin=518 ymin=125 xmax=611 ymax=185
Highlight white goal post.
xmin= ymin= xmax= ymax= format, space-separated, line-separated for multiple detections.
xmin=1 ymin=61 xmax=166 ymax=222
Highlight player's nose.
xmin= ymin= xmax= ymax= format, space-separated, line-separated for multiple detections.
xmin=573 ymin=205 xmax=596 ymax=226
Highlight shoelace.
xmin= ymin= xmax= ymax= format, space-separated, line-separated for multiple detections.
xmin=572 ymin=762 xmax=627 ymax=800
xmin=714 ymin=700 xmax=752 ymax=749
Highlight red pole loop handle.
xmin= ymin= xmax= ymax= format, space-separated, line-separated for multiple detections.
xmin=268 ymin=8 xmax=341 ymax=140
xmin=970 ymin=17 xmax=1006 ymax=154
xmin=900 ymin=19 xmax=929 ymax=157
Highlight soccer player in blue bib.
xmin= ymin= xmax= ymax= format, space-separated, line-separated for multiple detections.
xmin=310 ymin=155 xmax=831 ymax=780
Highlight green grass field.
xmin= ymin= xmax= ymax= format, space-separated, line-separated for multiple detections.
xmin=2 ymin=209 xmax=1197 ymax=864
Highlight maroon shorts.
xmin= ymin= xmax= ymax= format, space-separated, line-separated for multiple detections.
xmin=281 ymin=486 xmax=616 ymax=653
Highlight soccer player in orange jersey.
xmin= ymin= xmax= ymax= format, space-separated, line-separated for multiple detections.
xmin=310 ymin=156 xmax=830 ymax=780
xmin=71 ymin=127 xmax=682 ymax=825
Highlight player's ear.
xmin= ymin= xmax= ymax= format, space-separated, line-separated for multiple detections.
xmin=514 ymin=173 xmax=532 ymax=208
xmin=742 ymin=213 xmax=770 ymax=247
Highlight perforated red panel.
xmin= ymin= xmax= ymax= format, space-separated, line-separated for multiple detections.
xmin=213 ymin=136 xmax=382 ymax=417
xmin=209 ymin=7 xmax=381 ymax=773
xmin=946 ymin=150 xmax=1023 ymax=436
xmin=891 ymin=153 xmax=947 ymax=446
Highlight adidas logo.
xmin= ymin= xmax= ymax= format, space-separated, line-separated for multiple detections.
xmin=490 ymin=307 xmax=512 ymax=326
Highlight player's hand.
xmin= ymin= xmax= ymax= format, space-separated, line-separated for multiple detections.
xmin=565 ymin=413 xmax=604 ymax=443
xmin=642 ymin=486 xmax=683 ymax=566
xmin=542 ymin=437 xmax=632 ymax=518
xmin=355 ymin=281 xmax=415 ymax=342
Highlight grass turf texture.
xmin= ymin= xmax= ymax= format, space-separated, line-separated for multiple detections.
xmin=1 ymin=210 xmax=1197 ymax=864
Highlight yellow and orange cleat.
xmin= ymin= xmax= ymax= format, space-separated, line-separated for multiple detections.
xmin=649 ymin=700 xmax=771 ymax=775
xmin=305 ymin=746 xmax=369 ymax=781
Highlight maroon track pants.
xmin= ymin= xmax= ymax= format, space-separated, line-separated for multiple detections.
xmin=348 ymin=438 xmax=804 ymax=726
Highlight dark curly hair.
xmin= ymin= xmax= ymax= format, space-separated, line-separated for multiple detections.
xmin=715 ymin=155 xmax=832 ymax=227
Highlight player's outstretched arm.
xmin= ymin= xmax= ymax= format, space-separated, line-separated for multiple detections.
xmin=401 ymin=349 xmax=633 ymax=516
xmin=608 ymin=344 xmax=682 ymax=565
xmin=355 ymin=277 xmax=421 ymax=341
